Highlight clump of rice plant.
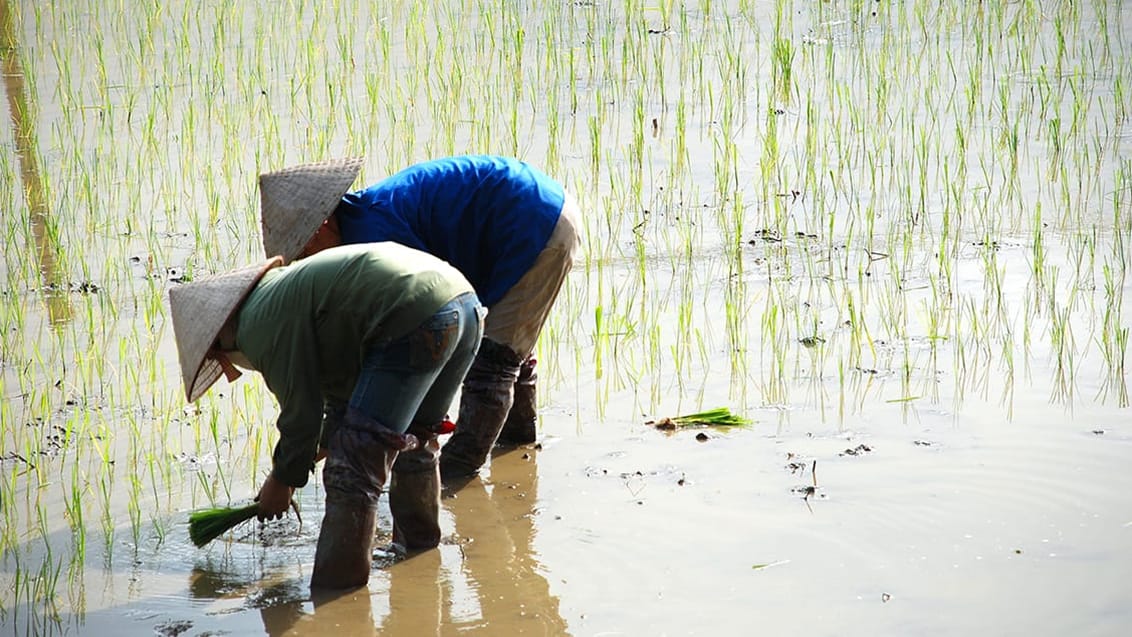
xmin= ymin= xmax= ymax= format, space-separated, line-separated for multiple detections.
xmin=647 ymin=407 xmax=753 ymax=430
xmin=189 ymin=499 xmax=302 ymax=547
xmin=188 ymin=503 xmax=259 ymax=548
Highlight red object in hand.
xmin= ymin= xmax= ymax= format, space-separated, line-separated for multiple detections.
xmin=438 ymin=418 xmax=457 ymax=434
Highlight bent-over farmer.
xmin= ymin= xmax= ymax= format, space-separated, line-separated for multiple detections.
xmin=169 ymin=242 xmax=483 ymax=589
xmin=258 ymin=155 xmax=581 ymax=487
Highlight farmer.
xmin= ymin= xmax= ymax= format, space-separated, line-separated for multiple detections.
xmin=258 ymin=155 xmax=580 ymax=489
xmin=169 ymin=242 xmax=484 ymax=589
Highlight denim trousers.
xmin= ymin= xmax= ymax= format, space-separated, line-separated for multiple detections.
xmin=348 ymin=292 xmax=484 ymax=435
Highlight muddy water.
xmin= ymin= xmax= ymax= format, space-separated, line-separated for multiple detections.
xmin=4 ymin=402 xmax=1130 ymax=635
xmin=2 ymin=0 xmax=1131 ymax=635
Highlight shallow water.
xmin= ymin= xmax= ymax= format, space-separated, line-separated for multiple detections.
xmin=2 ymin=0 xmax=1131 ymax=635
xmin=4 ymin=405 xmax=1130 ymax=635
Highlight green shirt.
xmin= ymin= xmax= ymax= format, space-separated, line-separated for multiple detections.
xmin=234 ymin=242 xmax=474 ymax=487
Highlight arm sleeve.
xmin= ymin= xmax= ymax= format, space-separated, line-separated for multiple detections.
xmin=259 ymin=326 xmax=325 ymax=488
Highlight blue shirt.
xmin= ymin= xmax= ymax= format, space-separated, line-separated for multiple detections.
xmin=336 ymin=155 xmax=565 ymax=307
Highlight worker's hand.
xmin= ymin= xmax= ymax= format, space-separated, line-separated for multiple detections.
xmin=255 ymin=474 xmax=295 ymax=522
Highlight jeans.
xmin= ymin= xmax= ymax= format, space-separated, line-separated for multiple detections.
xmin=348 ymin=292 xmax=485 ymax=435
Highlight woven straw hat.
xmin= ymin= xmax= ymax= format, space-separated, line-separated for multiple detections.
xmin=260 ymin=157 xmax=364 ymax=263
xmin=169 ymin=257 xmax=283 ymax=402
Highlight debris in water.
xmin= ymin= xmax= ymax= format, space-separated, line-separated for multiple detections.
xmin=751 ymin=560 xmax=790 ymax=570
xmin=155 ymin=619 xmax=193 ymax=636
xmin=799 ymin=335 xmax=825 ymax=348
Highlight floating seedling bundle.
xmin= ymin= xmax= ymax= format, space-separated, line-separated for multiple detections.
xmin=646 ymin=407 xmax=753 ymax=430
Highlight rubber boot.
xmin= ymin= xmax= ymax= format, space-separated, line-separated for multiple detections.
xmin=310 ymin=500 xmax=378 ymax=590
xmin=390 ymin=436 xmax=442 ymax=552
xmin=439 ymin=339 xmax=522 ymax=480
xmin=311 ymin=423 xmax=398 ymax=590
xmin=496 ymin=357 xmax=538 ymax=445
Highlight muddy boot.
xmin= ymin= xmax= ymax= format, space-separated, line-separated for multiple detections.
xmin=311 ymin=500 xmax=378 ymax=590
xmin=311 ymin=421 xmax=400 ymax=590
xmin=439 ymin=339 xmax=522 ymax=480
xmin=496 ymin=357 xmax=538 ymax=445
xmin=390 ymin=435 xmax=442 ymax=552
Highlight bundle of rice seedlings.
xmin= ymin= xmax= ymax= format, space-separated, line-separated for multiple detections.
xmin=188 ymin=503 xmax=260 ymax=548
xmin=648 ymin=407 xmax=753 ymax=430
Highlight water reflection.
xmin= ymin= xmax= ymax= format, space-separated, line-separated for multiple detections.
xmin=380 ymin=548 xmax=444 ymax=635
xmin=182 ymin=449 xmax=566 ymax=635
xmin=188 ymin=566 xmax=380 ymax=636
xmin=431 ymin=448 xmax=568 ymax=635
xmin=259 ymin=587 xmax=378 ymax=637
xmin=0 ymin=0 xmax=71 ymax=325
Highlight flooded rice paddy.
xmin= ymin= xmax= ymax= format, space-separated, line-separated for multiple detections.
xmin=1 ymin=0 xmax=1130 ymax=635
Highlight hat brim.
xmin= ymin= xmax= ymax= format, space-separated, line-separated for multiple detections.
xmin=260 ymin=157 xmax=364 ymax=263
xmin=169 ymin=257 xmax=283 ymax=402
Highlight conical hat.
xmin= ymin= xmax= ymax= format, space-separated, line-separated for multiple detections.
xmin=169 ymin=257 xmax=282 ymax=402
xmin=260 ymin=157 xmax=364 ymax=263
